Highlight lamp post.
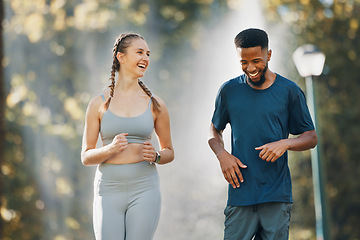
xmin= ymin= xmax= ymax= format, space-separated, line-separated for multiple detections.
xmin=292 ymin=44 xmax=329 ymax=240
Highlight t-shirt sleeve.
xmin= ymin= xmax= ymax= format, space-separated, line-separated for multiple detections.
xmin=288 ymin=88 xmax=315 ymax=135
xmin=211 ymin=87 xmax=230 ymax=131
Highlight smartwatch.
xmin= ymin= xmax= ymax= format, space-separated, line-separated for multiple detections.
xmin=154 ymin=150 xmax=161 ymax=163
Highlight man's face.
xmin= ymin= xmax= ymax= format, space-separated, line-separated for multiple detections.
xmin=236 ymin=46 xmax=271 ymax=87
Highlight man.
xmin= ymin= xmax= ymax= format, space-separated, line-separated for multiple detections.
xmin=208 ymin=28 xmax=318 ymax=240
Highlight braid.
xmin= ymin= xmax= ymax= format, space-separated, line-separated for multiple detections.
xmin=138 ymin=79 xmax=160 ymax=112
xmin=102 ymin=62 xmax=116 ymax=111
xmin=101 ymin=33 xmax=144 ymax=112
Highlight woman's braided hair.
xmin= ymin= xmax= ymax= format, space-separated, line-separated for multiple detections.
xmin=102 ymin=33 xmax=160 ymax=112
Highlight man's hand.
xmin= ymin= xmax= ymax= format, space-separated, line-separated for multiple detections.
xmin=255 ymin=139 xmax=289 ymax=162
xmin=217 ymin=151 xmax=247 ymax=188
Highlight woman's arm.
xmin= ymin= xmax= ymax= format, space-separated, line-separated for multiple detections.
xmin=151 ymin=96 xmax=174 ymax=164
xmin=81 ymin=96 xmax=128 ymax=166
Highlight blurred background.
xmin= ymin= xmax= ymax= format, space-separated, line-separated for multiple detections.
xmin=1 ymin=0 xmax=359 ymax=239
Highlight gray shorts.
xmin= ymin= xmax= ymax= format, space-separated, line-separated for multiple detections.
xmin=93 ymin=161 xmax=161 ymax=240
xmin=224 ymin=202 xmax=292 ymax=240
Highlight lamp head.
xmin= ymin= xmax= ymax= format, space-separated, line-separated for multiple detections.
xmin=292 ymin=44 xmax=325 ymax=77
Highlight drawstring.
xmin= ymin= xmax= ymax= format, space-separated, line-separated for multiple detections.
xmin=253 ymin=205 xmax=258 ymax=212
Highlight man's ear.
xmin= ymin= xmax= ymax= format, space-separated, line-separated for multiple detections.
xmin=267 ymin=49 xmax=272 ymax=61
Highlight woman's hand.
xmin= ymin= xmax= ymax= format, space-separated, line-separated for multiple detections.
xmin=110 ymin=133 xmax=129 ymax=154
xmin=143 ymin=141 xmax=156 ymax=163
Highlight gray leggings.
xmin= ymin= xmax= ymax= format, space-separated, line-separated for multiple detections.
xmin=93 ymin=161 xmax=161 ymax=240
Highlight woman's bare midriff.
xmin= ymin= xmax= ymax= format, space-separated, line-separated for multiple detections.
xmin=104 ymin=143 xmax=146 ymax=164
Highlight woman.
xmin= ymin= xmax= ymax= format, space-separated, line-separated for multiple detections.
xmin=81 ymin=33 xmax=174 ymax=240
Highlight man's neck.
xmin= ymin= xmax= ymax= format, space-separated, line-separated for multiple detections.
xmin=247 ymin=70 xmax=276 ymax=90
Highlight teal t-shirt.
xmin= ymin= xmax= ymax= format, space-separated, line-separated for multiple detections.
xmin=211 ymin=74 xmax=315 ymax=206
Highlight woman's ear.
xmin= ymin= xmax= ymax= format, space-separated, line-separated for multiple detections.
xmin=116 ymin=52 xmax=124 ymax=63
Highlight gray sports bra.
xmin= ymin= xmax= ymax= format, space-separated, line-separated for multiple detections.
xmin=100 ymin=94 xmax=154 ymax=145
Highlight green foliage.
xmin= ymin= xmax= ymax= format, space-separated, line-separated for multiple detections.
xmin=5 ymin=0 xmax=359 ymax=239
xmin=2 ymin=0 xmax=229 ymax=239
xmin=264 ymin=0 xmax=360 ymax=239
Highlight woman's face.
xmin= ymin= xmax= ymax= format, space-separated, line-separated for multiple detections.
xmin=118 ymin=38 xmax=150 ymax=78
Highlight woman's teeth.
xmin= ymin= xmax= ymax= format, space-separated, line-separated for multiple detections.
xmin=138 ymin=63 xmax=146 ymax=68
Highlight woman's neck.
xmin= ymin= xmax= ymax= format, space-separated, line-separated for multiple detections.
xmin=115 ymin=74 xmax=140 ymax=93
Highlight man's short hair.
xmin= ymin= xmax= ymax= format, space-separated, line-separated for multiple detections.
xmin=234 ymin=28 xmax=269 ymax=49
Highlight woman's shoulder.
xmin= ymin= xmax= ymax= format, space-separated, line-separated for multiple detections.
xmin=151 ymin=94 xmax=169 ymax=114
xmin=152 ymin=94 xmax=166 ymax=106
xmin=87 ymin=91 xmax=108 ymax=112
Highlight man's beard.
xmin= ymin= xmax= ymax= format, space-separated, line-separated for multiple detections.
xmin=246 ymin=65 xmax=268 ymax=87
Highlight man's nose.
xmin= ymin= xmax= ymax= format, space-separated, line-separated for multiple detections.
xmin=247 ymin=63 xmax=256 ymax=72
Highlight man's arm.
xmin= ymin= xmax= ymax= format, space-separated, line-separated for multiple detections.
xmin=208 ymin=123 xmax=247 ymax=188
xmin=255 ymin=130 xmax=318 ymax=162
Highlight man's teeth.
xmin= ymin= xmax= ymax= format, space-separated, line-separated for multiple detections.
xmin=249 ymin=72 xmax=259 ymax=77
xmin=138 ymin=64 xmax=146 ymax=68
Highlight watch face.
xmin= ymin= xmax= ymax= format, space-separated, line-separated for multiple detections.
xmin=156 ymin=151 xmax=161 ymax=163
